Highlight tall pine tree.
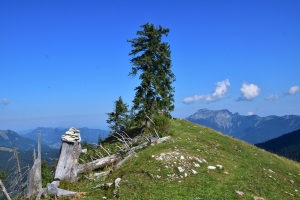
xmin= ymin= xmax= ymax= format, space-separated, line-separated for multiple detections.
xmin=128 ymin=23 xmax=175 ymax=127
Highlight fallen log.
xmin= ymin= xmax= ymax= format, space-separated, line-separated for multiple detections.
xmin=94 ymin=171 xmax=111 ymax=179
xmin=77 ymin=154 xmax=119 ymax=174
xmin=115 ymin=136 xmax=171 ymax=169
xmin=115 ymin=152 xmax=136 ymax=169
xmin=151 ymin=136 xmax=170 ymax=146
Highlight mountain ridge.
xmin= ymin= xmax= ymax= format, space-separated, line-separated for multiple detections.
xmin=22 ymin=127 xmax=109 ymax=149
xmin=256 ymin=128 xmax=300 ymax=162
xmin=186 ymin=108 xmax=300 ymax=144
xmin=0 ymin=130 xmax=55 ymax=152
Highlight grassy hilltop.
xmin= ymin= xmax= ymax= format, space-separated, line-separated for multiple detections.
xmin=33 ymin=120 xmax=300 ymax=199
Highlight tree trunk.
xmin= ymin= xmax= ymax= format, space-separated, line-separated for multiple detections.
xmin=77 ymin=154 xmax=119 ymax=174
xmin=0 ymin=180 xmax=11 ymax=200
xmin=14 ymin=145 xmax=24 ymax=194
xmin=26 ymin=131 xmax=42 ymax=198
xmin=54 ymin=141 xmax=81 ymax=182
xmin=151 ymin=136 xmax=170 ymax=145
xmin=115 ymin=152 xmax=136 ymax=169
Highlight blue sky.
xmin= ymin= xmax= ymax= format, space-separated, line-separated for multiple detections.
xmin=1 ymin=0 xmax=299 ymax=131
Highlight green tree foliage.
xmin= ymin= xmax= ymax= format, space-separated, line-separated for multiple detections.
xmin=41 ymin=160 xmax=55 ymax=187
xmin=0 ymin=168 xmax=6 ymax=182
xmin=106 ymin=96 xmax=129 ymax=134
xmin=128 ymin=23 xmax=175 ymax=127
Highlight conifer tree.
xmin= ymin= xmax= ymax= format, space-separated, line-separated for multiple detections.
xmin=0 ymin=168 xmax=6 ymax=182
xmin=106 ymin=96 xmax=129 ymax=134
xmin=128 ymin=23 xmax=175 ymax=127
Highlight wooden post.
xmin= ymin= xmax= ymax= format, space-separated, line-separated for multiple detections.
xmin=0 ymin=180 xmax=11 ymax=200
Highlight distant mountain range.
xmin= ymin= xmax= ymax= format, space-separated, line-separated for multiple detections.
xmin=256 ymin=129 xmax=300 ymax=162
xmin=0 ymin=127 xmax=109 ymax=171
xmin=0 ymin=130 xmax=54 ymax=152
xmin=186 ymin=108 xmax=300 ymax=144
xmin=0 ymin=147 xmax=59 ymax=174
xmin=21 ymin=127 xmax=109 ymax=149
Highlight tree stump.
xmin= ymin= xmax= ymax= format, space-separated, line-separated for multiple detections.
xmin=54 ymin=141 xmax=81 ymax=182
xmin=26 ymin=131 xmax=42 ymax=198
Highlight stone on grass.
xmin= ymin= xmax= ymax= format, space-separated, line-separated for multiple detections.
xmin=115 ymin=178 xmax=121 ymax=188
xmin=207 ymin=166 xmax=216 ymax=170
xmin=235 ymin=190 xmax=244 ymax=196
xmin=216 ymin=164 xmax=223 ymax=169
xmin=194 ymin=163 xmax=200 ymax=167
xmin=178 ymin=167 xmax=184 ymax=173
xmin=253 ymin=196 xmax=265 ymax=200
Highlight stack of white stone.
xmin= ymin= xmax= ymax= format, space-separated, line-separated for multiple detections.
xmin=61 ymin=127 xmax=81 ymax=143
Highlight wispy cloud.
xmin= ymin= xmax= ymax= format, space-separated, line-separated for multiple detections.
xmin=183 ymin=79 xmax=230 ymax=104
xmin=247 ymin=112 xmax=254 ymax=115
xmin=265 ymin=94 xmax=279 ymax=101
xmin=1 ymin=98 xmax=10 ymax=106
xmin=236 ymin=83 xmax=261 ymax=101
xmin=285 ymin=86 xmax=300 ymax=95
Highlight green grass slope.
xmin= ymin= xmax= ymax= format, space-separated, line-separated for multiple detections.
xmin=49 ymin=120 xmax=300 ymax=199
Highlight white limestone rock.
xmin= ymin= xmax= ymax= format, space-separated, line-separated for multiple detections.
xmin=178 ymin=167 xmax=185 ymax=173
xmin=115 ymin=178 xmax=121 ymax=188
xmin=216 ymin=164 xmax=223 ymax=169
xmin=61 ymin=127 xmax=81 ymax=143
xmin=207 ymin=166 xmax=216 ymax=170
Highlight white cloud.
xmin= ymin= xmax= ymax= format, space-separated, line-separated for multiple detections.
xmin=236 ymin=83 xmax=261 ymax=101
xmin=265 ymin=94 xmax=279 ymax=100
xmin=286 ymin=86 xmax=300 ymax=95
xmin=183 ymin=79 xmax=230 ymax=104
xmin=247 ymin=112 xmax=254 ymax=115
xmin=1 ymin=98 xmax=10 ymax=106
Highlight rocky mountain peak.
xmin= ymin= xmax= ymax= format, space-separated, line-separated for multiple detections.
xmin=186 ymin=108 xmax=300 ymax=144
xmin=189 ymin=108 xmax=233 ymax=120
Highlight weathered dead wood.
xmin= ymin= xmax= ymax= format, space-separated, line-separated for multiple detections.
xmin=115 ymin=152 xmax=136 ymax=169
xmin=54 ymin=141 xmax=81 ymax=182
xmin=26 ymin=131 xmax=42 ymax=198
xmin=129 ymin=142 xmax=148 ymax=153
xmin=0 ymin=180 xmax=11 ymax=200
xmin=94 ymin=171 xmax=111 ymax=178
xmin=77 ymin=154 xmax=119 ymax=174
xmin=13 ymin=145 xmax=24 ymax=194
xmin=151 ymin=136 xmax=170 ymax=146
xmin=47 ymin=183 xmax=77 ymax=197
xmin=35 ymin=182 xmax=77 ymax=199
xmin=114 ymin=136 xmax=170 ymax=169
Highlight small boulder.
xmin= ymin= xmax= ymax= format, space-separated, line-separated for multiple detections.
xmin=235 ymin=190 xmax=244 ymax=196
xmin=207 ymin=166 xmax=216 ymax=170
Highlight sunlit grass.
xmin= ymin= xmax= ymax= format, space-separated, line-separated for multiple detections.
xmin=49 ymin=119 xmax=300 ymax=199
